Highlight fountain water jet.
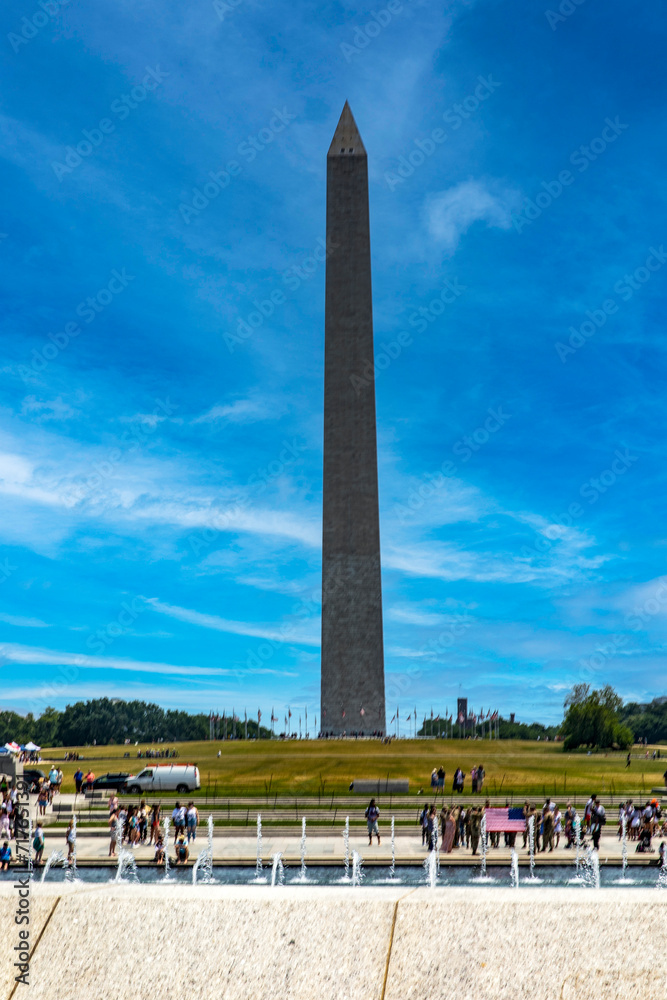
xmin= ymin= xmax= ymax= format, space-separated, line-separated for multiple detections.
xmin=340 ymin=816 xmax=350 ymax=882
xmin=656 ymin=862 xmax=667 ymax=890
xmin=580 ymin=847 xmax=600 ymax=889
xmin=270 ymin=852 xmax=284 ymax=886
xmin=40 ymin=849 xmax=66 ymax=882
xmin=471 ymin=812 xmax=496 ymax=883
xmin=613 ymin=813 xmax=635 ymax=884
xmin=162 ymin=817 xmax=175 ymax=882
xmin=423 ymin=849 xmax=437 ymax=888
xmin=192 ymin=815 xmax=215 ymax=885
xmin=114 ymin=813 xmax=138 ymax=883
xmin=376 ymin=815 xmax=402 ymax=884
xmin=524 ymin=814 xmax=543 ymax=883
xmin=65 ymin=814 xmax=81 ymax=883
xmin=290 ymin=817 xmax=310 ymax=883
xmin=351 ymin=850 xmax=364 ymax=886
xmin=249 ymin=814 xmax=267 ymax=883
xmin=510 ymin=848 xmax=519 ymax=888
xmin=568 ymin=815 xmax=585 ymax=885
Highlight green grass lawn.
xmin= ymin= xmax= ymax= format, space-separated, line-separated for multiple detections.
xmin=38 ymin=739 xmax=667 ymax=798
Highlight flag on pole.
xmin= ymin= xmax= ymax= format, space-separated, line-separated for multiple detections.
xmin=390 ymin=713 xmax=396 ymax=723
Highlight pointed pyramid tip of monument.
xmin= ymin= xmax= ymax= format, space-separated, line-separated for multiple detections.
xmin=328 ymin=102 xmax=366 ymax=157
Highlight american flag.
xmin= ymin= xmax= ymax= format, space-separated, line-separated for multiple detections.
xmin=485 ymin=807 xmax=525 ymax=832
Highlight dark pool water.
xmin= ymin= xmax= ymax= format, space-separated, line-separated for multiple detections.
xmin=2 ymin=864 xmax=663 ymax=887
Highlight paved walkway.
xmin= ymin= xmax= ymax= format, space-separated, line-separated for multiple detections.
xmin=35 ymin=829 xmax=659 ymax=865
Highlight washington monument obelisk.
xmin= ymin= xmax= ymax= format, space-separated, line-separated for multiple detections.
xmin=320 ymin=103 xmax=386 ymax=736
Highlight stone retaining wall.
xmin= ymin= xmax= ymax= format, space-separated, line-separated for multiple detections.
xmin=0 ymin=886 xmax=664 ymax=999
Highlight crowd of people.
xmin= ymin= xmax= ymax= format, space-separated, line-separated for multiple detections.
xmin=410 ymin=792 xmax=667 ymax=857
xmin=106 ymin=797 xmax=199 ymax=866
xmin=34 ymin=767 xmax=64 ymax=813
xmin=430 ymin=765 xmax=486 ymax=794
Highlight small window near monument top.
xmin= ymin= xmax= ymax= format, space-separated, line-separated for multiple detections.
xmin=349 ymin=147 xmax=353 ymax=152
xmin=340 ymin=147 xmax=345 ymax=153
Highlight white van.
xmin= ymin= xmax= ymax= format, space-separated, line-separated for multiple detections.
xmin=124 ymin=764 xmax=200 ymax=794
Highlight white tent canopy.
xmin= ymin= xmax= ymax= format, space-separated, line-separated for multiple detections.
xmin=23 ymin=741 xmax=40 ymax=751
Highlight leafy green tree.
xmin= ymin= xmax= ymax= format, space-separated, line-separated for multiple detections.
xmin=561 ymin=685 xmax=633 ymax=750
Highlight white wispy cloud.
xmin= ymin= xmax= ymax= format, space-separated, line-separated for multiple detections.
xmin=0 ymin=613 xmax=51 ymax=628
xmin=424 ymin=179 xmax=519 ymax=255
xmin=193 ymin=395 xmax=283 ymax=424
xmin=21 ymin=396 xmax=81 ymax=421
xmin=144 ymin=598 xmax=319 ymax=646
xmin=0 ymin=643 xmax=296 ymax=676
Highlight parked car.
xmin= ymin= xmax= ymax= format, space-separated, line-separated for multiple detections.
xmin=124 ymin=764 xmax=200 ymax=794
xmin=22 ymin=768 xmax=46 ymax=791
xmin=91 ymin=772 xmax=130 ymax=792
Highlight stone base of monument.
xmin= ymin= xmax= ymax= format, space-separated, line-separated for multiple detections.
xmin=3 ymin=885 xmax=665 ymax=999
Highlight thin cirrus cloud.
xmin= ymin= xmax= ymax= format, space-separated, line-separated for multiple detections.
xmin=192 ymin=396 xmax=284 ymax=424
xmin=0 ymin=643 xmax=295 ymax=677
xmin=144 ymin=597 xmax=319 ymax=647
xmin=424 ymin=179 xmax=520 ymax=255
xmin=0 ymin=613 xmax=51 ymax=628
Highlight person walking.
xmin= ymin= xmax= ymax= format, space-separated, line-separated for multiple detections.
xmin=108 ymin=810 xmax=119 ymax=858
xmin=442 ymin=809 xmax=456 ymax=853
xmin=553 ymin=805 xmax=563 ymax=848
xmin=149 ymin=803 xmax=161 ymax=845
xmin=65 ymin=819 xmax=76 ymax=862
xmin=37 ymin=783 xmax=48 ymax=818
xmin=541 ymin=801 xmax=554 ymax=852
xmin=365 ymin=799 xmax=380 ymax=846
xmin=33 ymin=823 xmax=45 ymax=866
xmin=186 ymin=802 xmax=199 ymax=842
xmin=74 ymin=768 xmax=84 ymax=795
xmin=477 ymin=765 xmax=485 ymax=792
xmin=591 ymin=798 xmax=606 ymax=850
xmin=426 ymin=805 xmax=437 ymax=851
xmin=172 ymin=801 xmax=186 ymax=841
xmin=420 ymin=804 xmax=429 ymax=846
xmin=470 ymin=807 xmax=482 ymax=855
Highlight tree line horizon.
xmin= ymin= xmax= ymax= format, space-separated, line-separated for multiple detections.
xmin=0 ymin=688 xmax=664 ymax=748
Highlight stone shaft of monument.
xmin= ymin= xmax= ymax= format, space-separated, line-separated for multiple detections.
xmin=321 ymin=103 xmax=386 ymax=736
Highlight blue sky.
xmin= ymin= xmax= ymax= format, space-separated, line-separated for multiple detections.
xmin=0 ymin=0 xmax=665 ymax=729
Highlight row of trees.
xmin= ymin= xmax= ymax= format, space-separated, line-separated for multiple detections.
xmin=1 ymin=690 xmax=664 ymax=750
xmin=619 ymin=697 xmax=667 ymax=745
xmin=0 ymin=698 xmax=211 ymax=747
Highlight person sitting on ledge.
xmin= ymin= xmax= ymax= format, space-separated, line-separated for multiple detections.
xmin=0 ymin=840 xmax=11 ymax=871
xmin=154 ymin=835 xmax=166 ymax=866
xmin=636 ymin=818 xmax=653 ymax=853
xmin=175 ymin=834 xmax=189 ymax=865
